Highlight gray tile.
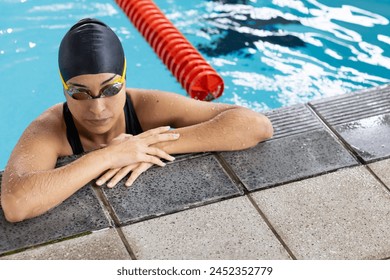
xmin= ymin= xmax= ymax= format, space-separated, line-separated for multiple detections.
xmin=309 ymin=86 xmax=390 ymax=162
xmin=334 ymin=114 xmax=390 ymax=162
xmin=251 ymin=167 xmax=390 ymax=259
xmin=220 ymin=129 xmax=358 ymax=191
xmin=101 ymin=154 xmax=242 ymax=225
xmin=1 ymin=228 xmax=130 ymax=260
xmin=310 ymin=85 xmax=390 ymax=126
xmin=265 ymin=104 xmax=323 ymax=140
xmin=122 ymin=196 xmax=292 ymax=259
xmin=0 ymin=184 xmax=110 ymax=255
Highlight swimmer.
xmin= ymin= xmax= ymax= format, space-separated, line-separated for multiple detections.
xmin=1 ymin=18 xmax=273 ymax=222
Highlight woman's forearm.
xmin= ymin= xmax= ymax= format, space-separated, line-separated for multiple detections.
xmin=156 ymin=108 xmax=273 ymax=154
xmin=1 ymin=149 xmax=111 ymax=222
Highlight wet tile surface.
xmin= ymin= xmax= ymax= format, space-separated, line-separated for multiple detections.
xmin=309 ymin=85 xmax=390 ymax=126
xmin=101 ymin=154 xmax=242 ymax=225
xmin=309 ymin=86 xmax=390 ymax=163
xmin=334 ymin=114 xmax=390 ymax=163
xmin=264 ymin=104 xmax=323 ymax=140
xmin=0 ymin=228 xmax=130 ymax=260
xmin=251 ymin=167 xmax=390 ymax=259
xmin=122 ymin=196 xmax=292 ymax=260
xmin=220 ymin=129 xmax=358 ymax=191
xmin=0 ymin=185 xmax=110 ymax=255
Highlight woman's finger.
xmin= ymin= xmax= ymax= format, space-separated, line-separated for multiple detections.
xmin=140 ymin=154 xmax=167 ymax=167
xmin=146 ymin=147 xmax=175 ymax=161
xmin=107 ymin=164 xmax=137 ymax=188
xmin=96 ymin=168 xmax=120 ymax=186
xmin=125 ymin=162 xmax=153 ymax=187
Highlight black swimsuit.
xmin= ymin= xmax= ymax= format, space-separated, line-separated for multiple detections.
xmin=63 ymin=94 xmax=143 ymax=155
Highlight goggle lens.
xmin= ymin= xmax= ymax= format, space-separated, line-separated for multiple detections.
xmin=66 ymin=82 xmax=123 ymax=100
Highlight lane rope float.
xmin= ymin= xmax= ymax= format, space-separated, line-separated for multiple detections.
xmin=116 ymin=0 xmax=224 ymax=101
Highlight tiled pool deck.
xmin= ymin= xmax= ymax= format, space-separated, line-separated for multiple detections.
xmin=1 ymin=84 xmax=390 ymax=260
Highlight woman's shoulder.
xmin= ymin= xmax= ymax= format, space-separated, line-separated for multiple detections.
xmin=26 ymin=103 xmax=68 ymax=148
xmin=33 ymin=103 xmax=65 ymax=128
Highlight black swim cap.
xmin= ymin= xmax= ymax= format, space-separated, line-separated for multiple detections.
xmin=59 ymin=18 xmax=125 ymax=82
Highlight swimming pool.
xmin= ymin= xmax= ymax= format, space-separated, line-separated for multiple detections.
xmin=0 ymin=0 xmax=389 ymax=169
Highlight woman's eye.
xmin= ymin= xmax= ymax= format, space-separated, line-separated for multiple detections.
xmin=69 ymin=88 xmax=85 ymax=94
xmin=102 ymin=83 xmax=122 ymax=96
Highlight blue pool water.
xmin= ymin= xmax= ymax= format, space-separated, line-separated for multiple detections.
xmin=0 ymin=0 xmax=389 ymax=169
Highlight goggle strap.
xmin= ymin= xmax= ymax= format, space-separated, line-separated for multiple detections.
xmin=120 ymin=58 xmax=126 ymax=83
xmin=59 ymin=58 xmax=125 ymax=90
xmin=59 ymin=70 xmax=69 ymax=90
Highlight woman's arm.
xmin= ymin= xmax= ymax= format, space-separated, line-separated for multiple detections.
xmin=1 ymin=109 xmax=178 ymax=222
xmin=156 ymin=106 xmax=273 ymax=154
xmin=132 ymin=89 xmax=274 ymax=154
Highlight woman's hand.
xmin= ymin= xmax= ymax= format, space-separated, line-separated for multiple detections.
xmin=95 ymin=126 xmax=178 ymax=188
xmin=105 ymin=126 xmax=178 ymax=169
xmin=96 ymin=162 xmax=154 ymax=188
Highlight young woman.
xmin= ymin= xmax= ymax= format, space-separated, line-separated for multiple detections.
xmin=1 ymin=18 xmax=273 ymax=222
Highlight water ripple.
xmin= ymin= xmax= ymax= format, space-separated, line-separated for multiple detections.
xmin=165 ymin=0 xmax=390 ymax=108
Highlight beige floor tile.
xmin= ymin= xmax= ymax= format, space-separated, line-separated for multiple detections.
xmin=369 ymin=158 xmax=390 ymax=186
xmin=1 ymin=228 xmax=130 ymax=260
xmin=121 ymin=196 xmax=291 ymax=260
xmin=251 ymin=166 xmax=390 ymax=259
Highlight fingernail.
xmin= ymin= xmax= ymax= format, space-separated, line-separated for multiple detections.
xmin=173 ymin=133 xmax=180 ymax=138
xmin=125 ymin=182 xmax=132 ymax=187
xmin=107 ymin=182 xmax=114 ymax=188
xmin=96 ymin=180 xmax=103 ymax=186
xmin=169 ymin=156 xmax=175 ymax=161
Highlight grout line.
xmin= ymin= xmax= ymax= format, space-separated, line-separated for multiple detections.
xmin=363 ymin=165 xmax=390 ymax=194
xmin=305 ymin=103 xmax=364 ymax=164
xmin=117 ymin=192 xmax=243 ymax=227
xmin=249 ymin=166 xmax=358 ymax=192
xmin=246 ymin=194 xmax=297 ymax=260
xmin=0 ymin=231 xmax=92 ymax=258
xmin=91 ymin=185 xmax=120 ymax=227
xmin=214 ymin=152 xmax=298 ymax=259
xmin=115 ymin=227 xmax=137 ymax=260
xmin=215 ymin=151 xmax=360 ymax=194
xmin=91 ymin=185 xmax=138 ymax=259
xmin=213 ymin=152 xmax=248 ymax=194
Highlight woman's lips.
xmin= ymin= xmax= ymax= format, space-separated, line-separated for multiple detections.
xmin=87 ymin=117 xmax=111 ymax=125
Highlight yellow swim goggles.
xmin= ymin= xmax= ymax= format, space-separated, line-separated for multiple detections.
xmin=59 ymin=59 xmax=126 ymax=100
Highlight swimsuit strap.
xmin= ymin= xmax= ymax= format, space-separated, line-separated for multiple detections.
xmin=63 ymin=102 xmax=84 ymax=155
xmin=124 ymin=93 xmax=143 ymax=135
xmin=63 ymin=94 xmax=143 ymax=155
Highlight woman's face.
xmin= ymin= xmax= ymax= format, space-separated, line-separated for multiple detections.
xmin=64 ymin=73 xmax=126 ymax=135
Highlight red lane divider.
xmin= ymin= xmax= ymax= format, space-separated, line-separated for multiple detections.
xmin=116 ymin=0 xmax=224 ymax=101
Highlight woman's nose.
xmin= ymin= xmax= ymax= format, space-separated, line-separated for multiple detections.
xmin=88 ymin=98 xmax=106 ymax=115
